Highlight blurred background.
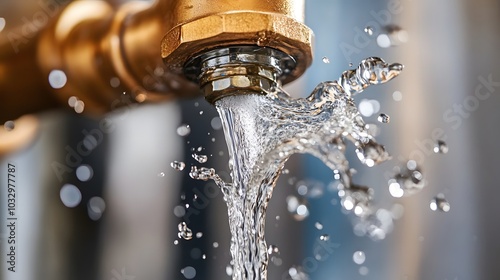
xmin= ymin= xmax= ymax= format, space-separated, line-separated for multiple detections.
xmin=1 ymin=0 xmax=499 ymax=279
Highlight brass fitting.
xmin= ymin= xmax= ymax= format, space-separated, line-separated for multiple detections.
xmin=0 ymin=0 xmax=313 ymax=121
xmin=161 ymin=0 xmax=314 ymax=86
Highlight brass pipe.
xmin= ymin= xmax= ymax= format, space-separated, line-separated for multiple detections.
xmin=0 ymin=0 xmax=313 ymax=123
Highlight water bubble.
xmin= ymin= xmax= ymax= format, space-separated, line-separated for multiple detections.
xmin=392 ymin=91 xmax=403 ymax=101
xmin=178 ymin=222 xmax=193 ymax=240
xmin=430 ymin=194 xmax=450 ymax=212
xmin=4 ymin=120 xmax=15 ymax=131
xmin=267 ymin=244 xmax=280 ymax=255
xmin=181 ymin=266 xmax=196 ymax=279
xmin=177 ymin=124 xmax=191 ymax=136
xmin=76 ymin=165 xmax=93 ymax=182
xmin=319 ymin=234 xmax=330 ymax=241
xmin=377 ymin=113 xmax=390 ymax=124
xmin=315 ymin=222 xmax=323 ymax=230
xmin=364 ymin=26 xmax=374 ymax=36
xmin=433 ymin=140 xmax=449 ymax=154
xmin=0 ymin=18 xmax=5 ymax=32
xmin=170 ymin=161 xmax=186 ymax=171
xmin=48 ymin=70 xmax=67 ymax=89
xmin=322 ymin=56 xmax=330 ymax=64
xmin=192 ymin=153 xmax=208 ymax=163
xmin=353 ymin=251 xmax=366 ymax=265
xmin=60 ymin=184 xmax=82 ymax=208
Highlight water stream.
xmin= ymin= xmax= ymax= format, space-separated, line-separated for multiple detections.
xmin=189 ymin=57 xmax=405 ymax=280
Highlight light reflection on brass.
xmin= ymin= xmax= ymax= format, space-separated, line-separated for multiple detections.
xmin=1 ymin=0 xmax=313 ymax=121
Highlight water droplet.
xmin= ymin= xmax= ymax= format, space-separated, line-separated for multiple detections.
xmin=76 ymin=164 xmax=93 ymax=182
xmin=60 ymin=184 xmax=82 ymax=208
xmin=315 ymin=222 xmax=323 ymax=230
xmin=4 ymin=120 xmax=15 ymax=131
xmin=49 ymin=69 xmax=67 ymax=89
xmin=88 ymin=196 xmax=106 ymax=221
xmin=181 ymin=266 xmax=196 ymax=279
xmin=364 ymin=26 xmax=374 ymax=36
xmin=388 ymin=161 xmax=426 ymax=197
xmin=110 ymin=77 xmax=120 ymax=88
xmin=349 ymin=62 xmax=353 ymax=67
xmin=158 ymin=172 xmax=165 ymax=177
xmin=430 ymin=194 xmax=450 ymax=212
xmin=353 ymin=251 xmax=366 ymax=265
xmin=199 ymin=110 xmax=204 ymax=115
xmin=74 ymin=100 xmax=85 ymax=113
xmin=392 ymin=91 xmax=403 ymax=101
xmin=433 ymin=140 xmax=448 ymax=154
xmin=359 ymin=266 xmax=369 ymax=276
xmin=196 ymin=232 xmax=203 ymax=238
xmin=177 ymin=124 xmax=191 ymax=136
xmin=173 ymin=205 xmax=186 ymax=217
xmin=322 ymin=56 xmax=330 ymax=64
xmin=286 ymin=196 xmax=309 ymax=221
xmin=202 ymin=254 xmax=206 ymax=259
xmin=178 ymin=222 xmax=193 ymax=240
xmin=211 ymin=117 xmax=222 ymax=130
xmin=319 ymin=234 xmax=330 ymax=241
xmin=0 ymin=18 xmax=5 ymax=32
xmin=189 ymin=166 xmax=216 ymax=181
xmin=377 ymin=113 xmax=390 ymax=123
xmin=174 ymin=240 xmax=179 ymax=245
xmin=192 ymin=153 xmax=208 ymax=163
xmin=170 ymin=161 xmax=186 ymax=171
xmin=267 ymin=244 xmax=280 ymax=255
xmin=213 ymin=242 xmax=219 ymax=248
xmin=226 ymin=265 xmax=233 ymax=276
xmin=271 ymin=256 xmax=283 ymax=266
xmin=68 ymin=96 xmax=78 ymax=107
xmin=355 ymin=139 xmax=390 ymax=167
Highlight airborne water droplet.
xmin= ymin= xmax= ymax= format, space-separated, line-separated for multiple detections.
xmin=353 ymin=251 xmax=366 ymax=265
xmin=322 ymin=56 xmax=330 ymax=64
xmin=364 ymin=26 xmax=374 ymax=36
xmin=267 ymin=245 xmax=280 ymax=255
xmin=377 ymin=113 xmax=390 ymax=123
xmin=315 ymin=222 xmax=323 ymax=230
xmin=430 ymin=194 xmax=450 ymax=212
xmin=4 ymin=120 xmax=15 ymax=131
xmin=319 ymin=234 xmax=330 ymax=241
xmin=433 ymin=140 xmax=449 ymax=154
xmin=178 ymin=222 xmax=193 ymax=240
xmin=177 ymin=124 xmax=191 ymax=136
xmin=170 ymin=161 xmax=186 ymax=171
xmin=192 ymin=153 xmax=208 ymax=163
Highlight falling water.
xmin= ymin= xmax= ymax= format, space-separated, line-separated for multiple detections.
xmin=190 ymin=57 xmax=405 ymax=280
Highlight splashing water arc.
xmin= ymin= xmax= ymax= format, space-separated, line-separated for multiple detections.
xmin=190 ymin=57 xmax=404 ymax=280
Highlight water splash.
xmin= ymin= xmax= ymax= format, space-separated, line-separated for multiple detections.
xmin=178 ymin=222 xmax=193 ymax=240
xmin=189 ymin=57 xmax=403 ymax=280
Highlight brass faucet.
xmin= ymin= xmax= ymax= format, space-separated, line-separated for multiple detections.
xmin=0 ymin=0 xmax=313 ymax=152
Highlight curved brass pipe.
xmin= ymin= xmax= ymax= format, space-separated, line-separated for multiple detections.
xmin=0 ymin=0 xmax=313 ymax=122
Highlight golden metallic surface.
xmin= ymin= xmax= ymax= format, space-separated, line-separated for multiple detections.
xmin=0 ymin=0 xmax=312 ymax=122
xmin=161 ymin=0 xmax=314 ymax=84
